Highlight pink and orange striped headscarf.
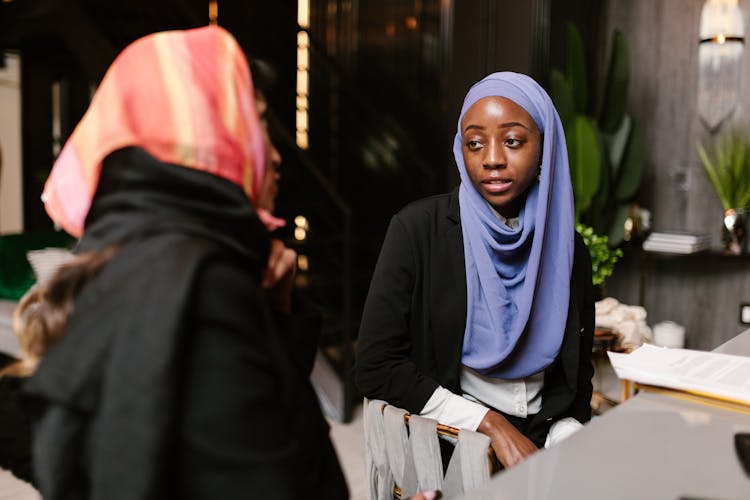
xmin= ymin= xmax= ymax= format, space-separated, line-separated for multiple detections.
xmin=43 ymin=26 xmax=274 ymax=237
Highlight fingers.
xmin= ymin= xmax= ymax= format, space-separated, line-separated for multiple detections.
xmin=491 ymin=438 xmax=525 ymax=468
xmin=491 ymin=436 xmax=538 ymax=468
xmin=262 ymin=239 xmax=297 ymax=289
xmin=478 ymin=410 xmax=538 ymax=468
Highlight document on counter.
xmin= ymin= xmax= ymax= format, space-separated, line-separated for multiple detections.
xmin=608 ymin=344 xmax=750 ymax=406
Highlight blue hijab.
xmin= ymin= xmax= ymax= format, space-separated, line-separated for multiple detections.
xmin=456 ymin=72 xmax=574 ymax=379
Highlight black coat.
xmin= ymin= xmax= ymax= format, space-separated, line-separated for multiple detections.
xmin=22 ymin=147 xmax=347 ymax=499
xmin=354 ymin=189 xmax=594 ymax=445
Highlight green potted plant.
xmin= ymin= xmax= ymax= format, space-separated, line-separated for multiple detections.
xmin=550 ymin=23 xmax=645 ymax=248
xmin=550 ymin=23 xmax=646 ymax=291
xmin=576 ymin=223 xmax=623 ymax=298
xmin=697 ymin=129 xmax=750 ymax=254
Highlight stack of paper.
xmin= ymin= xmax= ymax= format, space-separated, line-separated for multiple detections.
xmin=608 ymin=344 xmax=750 ymax=407
xmin=642 ymin=232 xmax=710 ymax=254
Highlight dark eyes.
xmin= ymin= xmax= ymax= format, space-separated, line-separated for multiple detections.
xmin=465 ymin=137 xmax=525 ymax=150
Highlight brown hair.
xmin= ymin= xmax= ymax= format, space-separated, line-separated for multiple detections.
xmin=1 ymin=246 xmax=118 ymax=378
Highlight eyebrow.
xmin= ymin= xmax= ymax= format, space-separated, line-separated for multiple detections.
xmin=463 ymin=121 xmax=532 ymax=133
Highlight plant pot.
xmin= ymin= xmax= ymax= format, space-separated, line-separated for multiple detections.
xmin=723 ymin=208 xmax=748 ymax=255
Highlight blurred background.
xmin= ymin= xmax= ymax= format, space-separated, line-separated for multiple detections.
xmin=2 ymin=0 xmax=750 ymax=423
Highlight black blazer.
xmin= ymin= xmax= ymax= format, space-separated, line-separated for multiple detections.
xmin=354 ymin=189 xmax=594 ymax=445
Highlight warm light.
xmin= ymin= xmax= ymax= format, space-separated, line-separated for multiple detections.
xmin=297 ymin=47 xmax=309 ymax=69
xmin=208 ymin=0 xmax=218 ymax=25
xmin=296 ymin=70 xmax=308 ymax=95
xmin=296 ymin=131 xmax=309 ymax=149
xmin=296 ymin=29 xmax=310 ymax=150
xmin=296 ymin=110 xmax=308 ymax=130
xmin=385 ymin=22 xmax=396 ymax=37
xmin=298 ymin=0 xmax=310 ymax=29
xmin=297 ymin=31 xmax=310 ymax=47
xmin=294 ymin=215 xmax=309 ymax=229
xmin=295 ymin=111 xmax=309 ymax=148
xmin=405 ymin=16 xmax=418 ymax=30
xmin=294 ymin=227 xmax=307 ymax=241
xmin=700 ymin=0 xmax=744 ymax=42
xmin=698 ymin=0 xmax=745 ymax=130
xmin=297 ymin=254 xmax=309 ymax=271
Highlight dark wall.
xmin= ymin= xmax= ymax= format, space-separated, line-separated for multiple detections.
xmin=548 ymin=0 xmax=604 ymax=94
xmin=444 ymin=0 xmax=538 ymax=186
xmin=602 ymin=0 xmax=750 ymax=349
xmin=21 ymin=42 xmax=90 ymax=231
xmin=225 ymin=2 xmax=297 ymax=131
xmin=442 ymin=0 xmax=604 ymax=186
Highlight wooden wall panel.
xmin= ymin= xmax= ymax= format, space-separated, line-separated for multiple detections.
xmin=603 ymin=0 xmax=750 ymax=349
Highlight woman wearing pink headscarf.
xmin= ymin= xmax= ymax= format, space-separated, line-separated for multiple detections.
xmin=9 ymin=26 xmax=347 ymax=499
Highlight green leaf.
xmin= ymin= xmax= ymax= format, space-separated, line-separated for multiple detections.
xmin=615 ymin=120 xmax=644 ymax=201
xmin=698 ymin=142 xmax=730 ymax=210
xmin=566 ymin=23 xmax=588 ymax=113
xmin=604 ymin=114 xmax=631 ymax=179
xmin=600 ymin=30 xmax=629 ymax=133
xmin=696 ymin=130 xmax=750 ymax=210
xmin=607 ymin=203 xmax=631 ymax=247
xmin=589 ymin=125 xmax=611 ymax=233
xmin=568 ymin=115 xmax=601 ymax=217
xmin=576 ymin=223 xmax=623 ymax=286
xmin=549 ymin=69 xmax=575 ymax=126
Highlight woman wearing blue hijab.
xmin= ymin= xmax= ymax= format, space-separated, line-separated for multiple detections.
xmin=355 ymin=72 xmax=595 ymax=468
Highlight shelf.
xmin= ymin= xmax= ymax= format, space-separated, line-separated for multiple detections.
xmin=642 ymin=248 xmax=750 ymax=259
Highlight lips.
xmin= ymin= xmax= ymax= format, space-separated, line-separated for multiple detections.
xmin=481 ymin=178 xmax=512 ymax=194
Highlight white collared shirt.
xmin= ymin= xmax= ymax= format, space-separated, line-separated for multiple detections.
xmin=487 ymin=202 xmax=520 ymax=230
xmin=419 ymin=375 xmax=582 ymax=448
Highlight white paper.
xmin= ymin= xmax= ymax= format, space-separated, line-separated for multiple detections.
xmin=607 ymin=344 xmax=750 ymax=405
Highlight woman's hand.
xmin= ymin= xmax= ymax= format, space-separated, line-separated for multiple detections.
xmin=477 ymin=410 xmax=538 ymax=468
xmin=262 ymin=239 xmax=297 ymax=314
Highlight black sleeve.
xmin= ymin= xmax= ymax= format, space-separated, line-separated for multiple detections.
xmin=569 ymin=233 xmax=595 ymax=423
xmin=354 ymin=215 xmax=440 ymax=414
xmin=177 ymin=259 xmax=301 ymax=499
xmin=273 ymin=292 xmax=322 ymax=377
xmin=0 ymin=369 xmax=34 ymax=485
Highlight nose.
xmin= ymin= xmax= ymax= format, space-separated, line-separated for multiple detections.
xmin=483 ymin=139 xmax=505 ymax=169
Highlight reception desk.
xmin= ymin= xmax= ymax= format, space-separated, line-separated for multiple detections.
xmin=460 ymin=330 xmax=750 ymax=500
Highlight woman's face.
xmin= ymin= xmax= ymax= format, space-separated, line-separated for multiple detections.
xmin=255 ymin=90 xmax=282 ymax=212
xmin=461 ymin=96 xmax=541 ymax=218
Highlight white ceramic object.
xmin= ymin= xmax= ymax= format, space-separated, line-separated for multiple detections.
xmin=653 ymin=321 xmax=686 ymax=348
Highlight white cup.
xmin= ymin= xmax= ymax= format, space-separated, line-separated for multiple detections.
xmin=652 ymin=321 xmax=686 ymax=348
